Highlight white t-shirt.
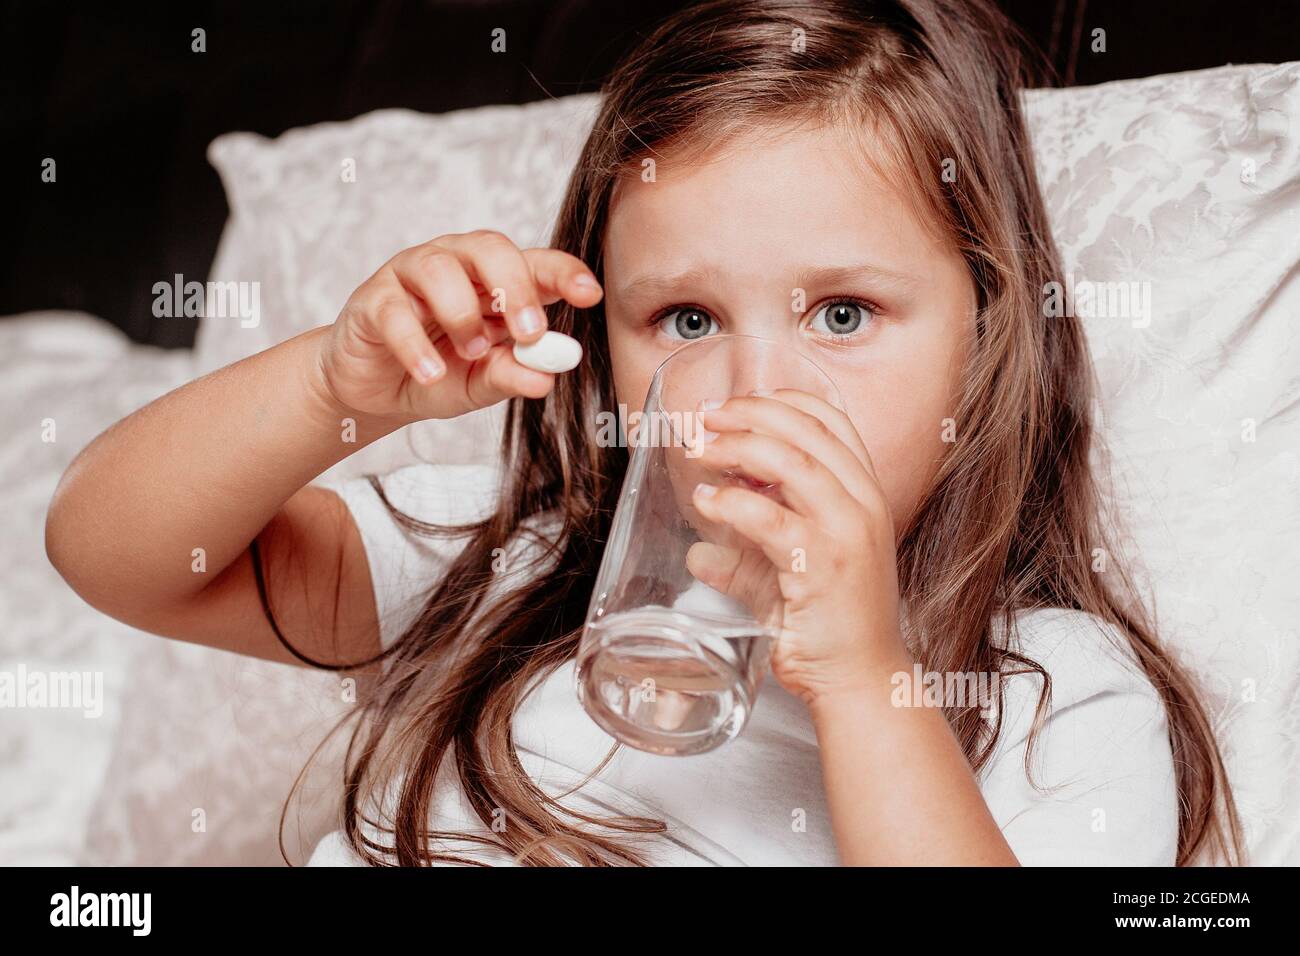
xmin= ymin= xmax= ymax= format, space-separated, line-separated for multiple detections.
xmin=308 ymin=460 xmax=1179 ymax=866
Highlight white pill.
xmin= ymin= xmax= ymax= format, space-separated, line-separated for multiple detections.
xmin=512 ymin=331 xmax=583 ymax=373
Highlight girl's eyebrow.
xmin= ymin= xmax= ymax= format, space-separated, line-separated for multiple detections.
xmin=795 ymin=263 xmax=922 ymax=293
xmin=615 ymin=266 xmax=719 ymax=301
xmin=615 ymin=262 xmax=921 ymax=300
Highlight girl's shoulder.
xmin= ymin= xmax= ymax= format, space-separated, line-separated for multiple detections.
xmin=321 ymin=457 xmax=565 ymax=545
xmin=986 ymin=606 xmax=1171 ymax=777
xmin=322 ymin=458 xmax=506 ymax=527
xmin=987 ymin=605 xmax=1171 ymax=762
xmin=317 ymin=458 xmax=563 ymax=649
xmin=980 ymin=606 xmax=1179 ymax=864
xmin=998 ymin=606 xmax=1158 ymax=703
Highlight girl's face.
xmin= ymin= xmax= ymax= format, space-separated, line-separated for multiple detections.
xmin=602 ymin=121 xmax=977 ymax=535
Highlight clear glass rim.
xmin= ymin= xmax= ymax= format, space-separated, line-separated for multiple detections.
xmin=648 ymin=333 xmax=847 ymax=419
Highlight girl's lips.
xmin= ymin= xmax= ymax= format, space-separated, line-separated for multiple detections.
xmin=721 ymin=468 xmax=779 ymax=493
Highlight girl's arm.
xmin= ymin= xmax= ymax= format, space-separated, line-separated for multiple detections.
xmin=45 ymin=232 xmax=602 ymax=666
xmin=808 ymin=637 xmax=1019 ymax=866
xmin=689 ymin=389 xmax=1018 ymax=865
xmin=45 ymin=326 xmax=406 ymax=666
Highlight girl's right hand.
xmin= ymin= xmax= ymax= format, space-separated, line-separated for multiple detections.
xmin=317 ymin=230 xmax=603 ymax=423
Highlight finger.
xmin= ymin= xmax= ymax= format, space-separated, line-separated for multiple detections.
xmin=690 ymin=482 xmax=813 ymax=574
xmin=759 ymin=388 xmax=878 ymax=483
xmin=685 ymin=540 xmax=784 ymax=627
xmin=696 ymin=429 xmax=857 ymax=528
xmin=390 ymin=247 xmax=493 ymax=362
xmin=435 ymin=231 xmax=548 ymax=344
xmin=465 ymin=249 xmax=601 ymax=315
xmin=697 ymin=394 xmax=875 ymax=507
xmin=463 ymin=341 xmax=556 ymax=408
xmin=518 ymin=247 xmax=604 ymax=308
xmin=365 ymin=294 xmax=446 ymax=385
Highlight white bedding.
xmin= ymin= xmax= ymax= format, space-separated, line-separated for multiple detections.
xmin=0 ymin=312 xmax=352 ymax=866
xmin=7 ymin=64 xmax=1300 ymax=866
xmin=0 ymin=312 xmax=193 ymax=864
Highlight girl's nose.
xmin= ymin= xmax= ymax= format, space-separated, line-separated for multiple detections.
xmin=721 ymin=331 xmax=791 ymax=394
xmin=712 ymin=330 xmax=844 ymax=411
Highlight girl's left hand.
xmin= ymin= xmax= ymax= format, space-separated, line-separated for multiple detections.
xmin=686 ymin=389 xmax=910 ymax=707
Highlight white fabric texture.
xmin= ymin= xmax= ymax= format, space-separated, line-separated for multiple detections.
xmin=72 ymin=61 xmax=1300 ymax=865
xmin=0 ymin=313 xmax=194 ymax=865
xmin=306 ymin=462 xmax=1177 ymax=867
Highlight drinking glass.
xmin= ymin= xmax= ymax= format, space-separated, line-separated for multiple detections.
xmin=576 ymin=334 xmax=846 ymax=755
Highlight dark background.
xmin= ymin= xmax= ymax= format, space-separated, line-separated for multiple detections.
xmin=4 ymin=0 xmax=1297 ymax=347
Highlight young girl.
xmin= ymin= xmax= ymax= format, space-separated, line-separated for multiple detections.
xmin=47 ymin=0 xmax=1243 ymax=866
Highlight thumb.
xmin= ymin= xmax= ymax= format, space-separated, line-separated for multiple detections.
xmin=685 ymin=541 xmax=783 ymax=631
xmin=442 ymin=340 xmax=556 ymax=416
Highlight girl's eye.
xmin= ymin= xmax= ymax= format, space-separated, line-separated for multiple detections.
xmin=657 ymin=307 xmax=718 ymax=340
xmin=810 ymin=299 xmax=874 ymax=337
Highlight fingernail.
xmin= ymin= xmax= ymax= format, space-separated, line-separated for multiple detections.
xmin=573 ymin=273 xmax=600 ymax=289
xmin=698 ymin=398 xmax=724 ymax=411
xmin=685 ymin=430 xmax=714 ymax=458
xmin=687 ymin=423 xmax=718 ymax=449
xmin=694 ymin=482 xmax=716 ymax=499
xmin=515 ymin=306 xmax=545 ymax=335
xmin=465 ymin=335 xmax=490 ymax=359
xmin=416 ymin=357 xmax=444 ymax=383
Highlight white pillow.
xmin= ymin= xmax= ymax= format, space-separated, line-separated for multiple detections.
xmin=198 ymin=98 xmax=602 ymax=479
xmin=1024 ymin=63 xmax=1300 ymax=863
xmin=123 ymin=63 xmax=1293 ymax=865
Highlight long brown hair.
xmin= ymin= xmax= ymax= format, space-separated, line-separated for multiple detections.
xmin=267 ymin=0 xmax=1243 ymax=866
